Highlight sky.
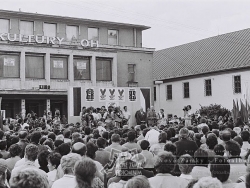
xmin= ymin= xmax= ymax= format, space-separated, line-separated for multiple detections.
xmin=1 ymin=0 xmax=250 ymax=50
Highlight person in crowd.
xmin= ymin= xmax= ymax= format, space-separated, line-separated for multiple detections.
xmin=47 ymin=152 xmax=62 ymax=188
xmin=164 ymin=143 xmax=177 ymax=155
xmin=210 ymin=156 xmax=236 ymax=188
xmin=38 ymin=150 xmax=50 ymax=173
xmin=63 ymin=130 xmax=71 ymax=144
xmin=175 ymin=128 xmax=198 ymax=158
xmin=0 ymin=159 xmax=10 ymax=188
xmin=184 ymin=105 xmax=192 ymax=127
xmin=122 ymin=106 xmax=131 ymax=126
xmin=95 ymin=137 xmax=111 ymax=167
xmin=241 ymin=131 xmax=250 ymax=158
xmin=10 ymin=168 xmax=49 ymax=188
xmin=225 ymin=140 xmax=246 ymax=182
xmin=74 ymin=157 xmax=104 ymax=188
xmin=122 ymin=131 xmax=141 ymax=153
xmin=147 ymin=106 xmax=157 ymax=127
xmin=125 ymin=175 xmax=151 ymax=188
xmin=86 ymin=142 xmax=104 ymax=171
xmin=214 ymin=144 xmax=225 ymax=156
xmin=0 ymin=140 xmax=10 ymax=159
xmin=191 ymin=148 xmax=211 ymax=180
xmin=178 ymin=154 xmax=195 ymax=182
xmin=139 ymin=140 xmax=154 ymax=170
xmin=148 ymin=151 xmax=188 ymax=188
xmin=52 ymin=153 xmax=81 ymax=188
xmin=11 ymin=144 xmax=47 ymax=182
xmin=105 ymin=134 xmax=128 ymax=153
xmin=17 ymin=131 xmax=29 ymax=158
xmin=197 ymin=118 xmax=209 ymax=133
xmin=135 ymin=107 xmax=147 ymax=125
xmin=157 ymin=109 xmax=167 ymax=126
xmin=144 ymin=125 xmax=160 ymax=147
xmin=6 ymin=144 xmax=22 ymax=172
xmin=204 ymin=133 xmax=218 ymax=161
xmin=149 ymin=132 xmax=167 ymax=155
xmin=193 ymin=176 xmax=223 ymax=188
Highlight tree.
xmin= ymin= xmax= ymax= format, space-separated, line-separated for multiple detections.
xmin=198 ymin=104 xmax=231 ymax=120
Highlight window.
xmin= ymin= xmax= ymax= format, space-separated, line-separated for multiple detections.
xmin=88 ymin=28 xmax=99 ymax=41
xmin=50 ymin=55 xmax=68 ymax=79
xmin=44 ymin=23 xmax=56 ymax=38
xmin=73 ymin=56 xmax=90 ymax=80
xmin=108 ymin=29 xmax=118 ymax=45
xmin=183 ymin=82 xmax=190 ymax=98
xmin=128 ymin=64 xmax=135 ymax=82
xmin=96 ymin=58 xmax=112 ymax=81
xmin=0 ymin=19 xmax=9 ymax=33
xmin=0 ymin=52 xmax=20 ymax=78
xmin=234 ymin=75 xmax=241 ymax=93
xmin=205 ymin=79 xmax=212 ymax=96
xmin=66 ymin=25 xmax=78 ymax=41
xmin=166 ymin=84 xmax=172 ymax=100
xmin=25 ymin=54 xmax=44 ymax=78
xmin=154 ymin=86 xmax=156 ymax=101
xmin=20 ymin=21 xmax=33 ymax=35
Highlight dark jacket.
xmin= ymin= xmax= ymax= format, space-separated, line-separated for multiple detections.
xmin=175 ymin=138 xmax=198 ymax=158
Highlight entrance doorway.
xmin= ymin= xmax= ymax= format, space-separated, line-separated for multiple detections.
xmin=25 ymin=100 xmax=46 ymax=117
xmin=50 ymin=100 xmax=67 ymax=118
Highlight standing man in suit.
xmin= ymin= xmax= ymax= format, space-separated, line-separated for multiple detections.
xmin=135 ymin=107 xmax=147 ymax=125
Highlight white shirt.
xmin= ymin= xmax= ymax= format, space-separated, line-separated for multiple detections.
xmin=123 ymin=110 xmax=131 ymax=120
xmin=149 ymin=173 xmax=188 ymax=188
xmin=145 ymin=129 xmax=160 ymax=146
xmin=21 ymin=123 xmax=29 ymax=130
xmin=191 ymin=166 xmax=211 ymax=180
xmin=52 ymin=174 xmax=77 ymax=188
xmin=48 ymin=169 xmax=57 ymax=188
xmin=14 ymin=158 xmax=40 ymax=168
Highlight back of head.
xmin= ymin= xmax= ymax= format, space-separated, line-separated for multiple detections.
xmin=0 ymin=131 xmax=4 ymax=140
xmin=154 ymin=151 xmax=175 ymax=173
xmin=63 ymin=129 xmax=71 ymax=138
xmin=9 ymin=144 xmax=22 ymax=158
xmin=96 ymin=137 xmax=106 ymax=149
xmin=30 ymin=131 xmax=41 ymax=144
xmin=84 ymin=127 xmax=91 ymax=135
xmin=200 ymin=118 xmax=206 ymax=124
xmin=221 ymin=130 xmax=231 ymax=142
xmin=178 ymin=154 xmax=195 ymax=174
xmin=158 ymin=132 xmax=167 ymax=143
xmin=61 ymin=153 xmax=81 ymax=174
xmin=225 ymin=140 xmax=241 ymax=157
xmin=18 ymin=131 xmax=28 ymax=139
xmin=0 ymin=140 xmax=7 ymax=150
xmin=72 ymin=142 xmax=86 ymax=156
xmin=194 ymin=148 xmax=209 ymax=166
xmin=111 ymin=134 xmax=120 ymax=143
xmin=125 ymin=175 xmax=151 ymax=188
xmin=74 ymin=158 xmax=97 ymax=188
xmin=127 ymin=131 xmax=136 ymax=142
xmin=214 ymin=144 xmax=225 ymax=156
xmin=179 ymin=128 xmax=189 ymax=139
xmin=233 ymin=136 xmax=243 ymax=147
xmin=86 ymin=142 xmax=98 ymax=159
xmin=10 ymin=168 xmax=49 ymax=188
xmin=241 ymin=131 xmax=250 ymax=142
xmin=25 ymin=144 xmax=39 ymax=162
xmin=164 ymin=143 xmax=176 ymax=155
xmin=210 ymin=157 xmax=230 ymax=183
xmin=206 ymin=133 xmax=218 ymax=150
xmin=140 ymin=140 xmax=150 ymax=150
xmin=56 ymin=143 xmax=71 ymax=156
xmin=193 ymin=176 xmax=222 ymax=188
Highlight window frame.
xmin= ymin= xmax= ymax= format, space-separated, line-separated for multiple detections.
xmin=43 ymin=22 xmax=57 ymax=38
xmin=50 ymin=55 xmax=69 ymax=80
xmin=73 ymin=56 xmax=91 ymax=80
xmin=0 ymin=19 xmax=10 ymax=33
xmin=108 ymin=29 xmax=119 ymax=45
xmin=96 ymin=58 xmax=112 ymax=81
xmin=25 ymin=53 xmax=45 ymax=79
xmin=166 ymin=84 xmax=172 ymax=100
xmin=20 ymin=20 xmax=34 ymax=36
xmin=66 ymin=25 xmax=79 ymax=41
xmin=204 ymin=79 xmax=212 ymax=96
xmin=233 ymin=75 xmax=241 ymax=94
xmin=88 ymin=27 xmax=99 ymax=41
xmin=0 ymin=51 xmax=20 ymax=78
xmin=183 ymin=82 xmax=190 ymax=98
xmin=128 ymin=64 xmax=136 ymax=82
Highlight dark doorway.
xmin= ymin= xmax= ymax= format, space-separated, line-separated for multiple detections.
xmin=51 ymin=100 xmax=67 ymax=118
xmin=1 ymin=100 xmax=21 ymax=119
xmin=25 ymin=100 xmax=46 ymax=117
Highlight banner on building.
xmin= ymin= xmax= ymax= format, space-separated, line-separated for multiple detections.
xmin=4 ymin=58 xmax=15 ymax=66
xmin=128 ymin=88 xmax=137 ymax=102
xmin=85 ymin=88 xmax=94 ymax=102
xmin=99 ymin=88 xmax=107 ymax=102
xmin=117 ymin=88 xmax=125 ymax=102
xmin=107 ymin=88 xmax=116 ymax=101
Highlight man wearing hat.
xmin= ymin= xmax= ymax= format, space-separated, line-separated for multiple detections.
xmin=175 ymin=128 xmax=198 ymax=158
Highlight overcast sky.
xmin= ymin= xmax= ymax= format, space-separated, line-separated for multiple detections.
xmin=2 ymin=0 xmax=250 ymax=50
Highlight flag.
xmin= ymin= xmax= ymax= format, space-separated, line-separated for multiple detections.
xmin=232 ymin=99 xmax=236 ymax=123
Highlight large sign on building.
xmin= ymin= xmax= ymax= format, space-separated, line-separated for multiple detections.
xmin=0 ymin=33 xmax=99 ymax=47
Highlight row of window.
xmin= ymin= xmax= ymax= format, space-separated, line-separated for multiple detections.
xmin=0 ymin=52 xmax=112 ymax=81
xmin=162 ymin=76 xmax=241 ymax=100
xmin=0 ymin=19 xmax=118 ymax=45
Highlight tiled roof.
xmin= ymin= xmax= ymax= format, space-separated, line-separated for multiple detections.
xmin=153 ymin=28 xmax=250 ymax=81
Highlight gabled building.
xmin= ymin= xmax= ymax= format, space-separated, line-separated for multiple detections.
xmin=153 ymin=28 xmax=250 ymax=117
xmin=0 ymin=9 xmax=154 ymax=119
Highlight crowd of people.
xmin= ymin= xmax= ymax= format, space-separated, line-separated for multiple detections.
xmin=0 ymin=104 xmax=249 ymax=188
